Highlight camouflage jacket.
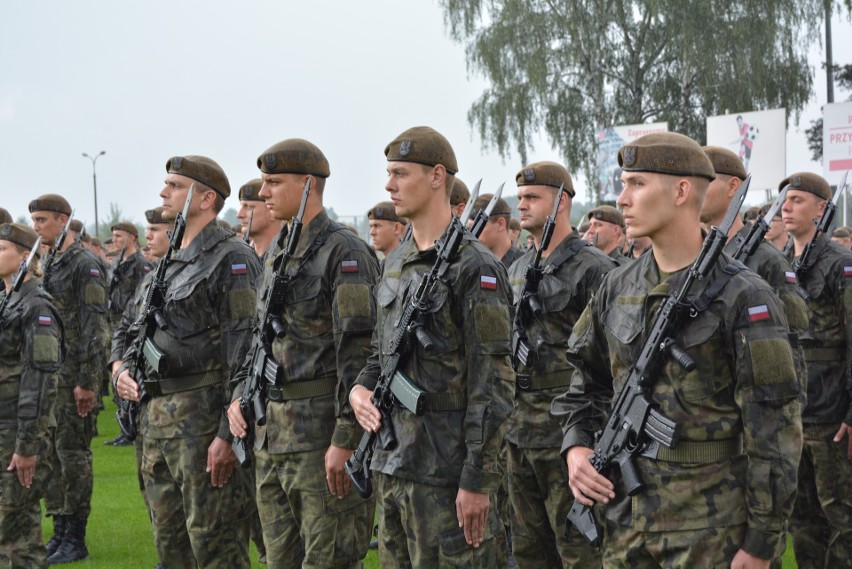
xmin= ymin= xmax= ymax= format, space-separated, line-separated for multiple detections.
xmin=793 ymin=234 xmax=852 ymax=425
xmin=356 ymin=224 xmax=515 ymax=492
xmin=44 ymin=242 xmax=108 ymax=391
xmin=0 ymin=279 xmax=63 ymax=457
xmin=234 ymin=210 xmax=379 ymax=453
xmin=554 ymin=250 xmax=802 ymax=559
xmin=507 ymin=233 xmax=614 ymax=448
xmin=109 ymin=269 xmax=153 ymax=367
xmin=108 ymin=250 xmax=151 ymax=324
xmin=132 ymin=220 xmax=261 ymax=441
xmin=500 ymin=246 xmax=524 ymax=270
xmin=608 ymin=247 xmax=630 ymax=267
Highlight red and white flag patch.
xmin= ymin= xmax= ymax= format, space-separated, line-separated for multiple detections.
xmin=89 ymin=268 xmax=101 ymax=277
xmin=844 ymin=266 xmax=852 ymax=277
xmin=784 ymin=271 xmax=797 ymax=284
xmin=231 ymin=263 xmax=248 ymax=275
xmin=480 ymin=275 xmax=497 ymax=290
xmin=748 ymin=304 xmax=770 ymax=322
xmin=341 ymin=260 xmax=359 ymax=273
xmin=38 ymin=315 xmax=52 ymax=326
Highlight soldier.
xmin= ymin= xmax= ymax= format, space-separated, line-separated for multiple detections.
xmin=115 ymin=156 xmax=261 ymax=568
xmin=625 ymin=234 xmax=651 ymax=259
xmin=367 ymin=200 xmax=407 ymax=260
xmin=236 ymin=178 xmax=281 ymax=259
xmin=555 ymin=132 xmax=802 ymax=568
xmin=780 ymin=172 xmax=852 ymax=567
xmin=227 ymin=139 xmax=378 ymax=568
xmin=350 ymin=126 xmax=514 ymax=565
xmin=29 ymin=194 xmax=107 ymax=564
xmin=509 ymin=217 xmax=522 ymax=250
xmin=831 ymin=226 xmax=852 ymax=249
xmin=0 ymin=224 xmax=63 ymax=568
xmin=451 ymin=177 xmax=470 ymax=218
xmin=585 ymin=205 xmax=629 ymax=266
xmin=0 ymin=208 xmax=12 ymax=225
xmin=508 ymin=162 xmax=613 ymax=568
xmin=471 ymin=193 xmax=524 ymax=269
xmin=760 ymin=201 xmax=790 ymax=253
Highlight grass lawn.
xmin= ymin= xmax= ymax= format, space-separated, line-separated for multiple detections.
xmin=42 ymin=399 xmax=793 ymax=568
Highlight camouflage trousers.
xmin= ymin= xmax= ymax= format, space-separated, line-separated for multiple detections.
xmin=43 ymin=387 xmax=94 ymax=517
xmin=507 ymin=443 xmax=601 ymax=568
xmin=602 ymin=517 xmax=744 ymax=568
xmin=0 ymin=433 xmax=52 ymax=569
xmin=142 ymin=434 xmax=252 ymax=569
xmin=254 ymin=446 xmax=373 ymax=569
xmin=374 ymin=472 xmax=507 ymax=568
xmin=790 ymin=422 xmax=852 ymax=569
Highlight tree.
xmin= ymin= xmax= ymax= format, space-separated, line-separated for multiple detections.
xmin=440 ymin=0 xmax=822 ymax=201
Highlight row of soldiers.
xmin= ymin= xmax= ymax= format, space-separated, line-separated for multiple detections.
xmin=0 ymin=126 xmax=849 ymax=569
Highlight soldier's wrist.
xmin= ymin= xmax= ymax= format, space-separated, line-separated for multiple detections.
xmin=348 ymin=384 xmax=368 ymax=401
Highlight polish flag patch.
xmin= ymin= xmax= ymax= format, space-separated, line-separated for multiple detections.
xmin=784 ymin=271 xmax=797 ymax=284
xmin=89 ymin=268 xmax=101 ymax=277
xmin=480 ymin=275 xmax=497 ymax=290
xmin=231 ymin=263 xmax=247 ymax=275
xmin=748 ymin=305 xmax=770 ymax=322
xmin=341 ymin=260 xmax=359 ymax=273
xmin=844 ymin=266 xmax=852 ymax=277
xmin=38 ymin=315 xmax=52 ymax=326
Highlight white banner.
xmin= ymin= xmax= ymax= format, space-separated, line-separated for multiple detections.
xmin=597 ymin=122 xmax=668 ymax=201
xmin=823 ymin=101 xmax=852 ymax=186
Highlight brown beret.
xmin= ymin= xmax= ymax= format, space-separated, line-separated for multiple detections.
xmin=472 ymin=193 xmax=512 ymax=217
xmin=166 ymin=155 xmax=231 ymax=199
xmin=385 ymin=126 xmax=458 ymax=175
xmin=90 ymin=237 xmax=102 ymax=248
xmin=509 ymin=218 xmax=520 ymax=231
xmin=0 ymin=208 xmax=11 ymax=224
xmin=832 ymin=227 xmax=852 ymax=239
xmin=111 ymin=221 xmax=138 ymax=237
xmin=239 ymin=178 xmax=264 ymax=201
xmin=451 ymin=178 xmax=470 ymax=206
xmin=779 ymin=172 xmax=831 ymax=201
xmin=618 ymin=132 xmax=715 ymax=181
xmin=702 ymin=146 xmax=747 ymax=180
xmin=516 ymin=161 xmax=576 ymax=198
xmin=588 ymin=205 xmax=624 ymax=228
xmin=104 ymin=238 xmax=113 ymax=245
xmin=0 ymin=223 xmax=39 ymax=251
xmin=368 ymin=201 xmax=402 ymax=223
xmin=145 ymin=207 xmax=169 ymax=225
xmin=28 ymin=194 xmax=72 ymax=215
xmin=758 ymin=202 xmax=781 ymax=220
xmin=257 ymin=139 xmax=330 ymax=178
xmin=69 ymin=220 xmax=85 ymax=234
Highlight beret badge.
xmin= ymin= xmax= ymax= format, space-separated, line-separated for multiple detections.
xmin=265 ymin=154 xmax=277 ymax=170
xmin=0 ymin=225 xmax=9 ymax=239
xmin=172 ymin=157 xmax=183 ymax=170
xmin=792 ymin=175 xmax=801 ymax=187
xmin=622 ymin=146 xmax=637 ymax=167
xmin=523 ymin=168 xmax=535 ymax=182
xmin=399 ymin=140 xmax=411 ymax=157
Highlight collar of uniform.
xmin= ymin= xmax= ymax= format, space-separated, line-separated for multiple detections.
xmin=175 ymin=218 xmax=224 ymax=261
xmin=53 ymin=240 xmax=82 ymax=267
xmin=291 ymin=208 xmax=331 ymax=260
xmin=4 ymin=278 xmax=39 ymax=312
xmin=542 ymin=230 xmax=579 ymax=263
xmin=396 ymin=219 xmax=470 ymax=266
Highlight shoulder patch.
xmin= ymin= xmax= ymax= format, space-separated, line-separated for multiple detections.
xmin=784 ymin=271 xmax=797 ymax=284
xmin=844 ymin=266 xmax=852 ymax=277
xmin=84 ymin=284 xmax=106 ymax=306
xmin=89 ymin=267 xmax=101 ymax=277
xmin=341 ymin=260 xmax=359 ymax=273
xmin=38 ymin=315 xmax=53 ymax=326
xmin=33 ymin=335 xmax=59 ymax=363
xmin=480 ymin=275 xmax=497 ymax=290
xmin=231 ymin=263 xmax=248 ymax=275
xmin=229 ymin=289 xmax=256 ymax=320
xmin=748 ymin=304 xmax=770 ymax=323
xmin=337 ymin=283 xmax=372 ymax=319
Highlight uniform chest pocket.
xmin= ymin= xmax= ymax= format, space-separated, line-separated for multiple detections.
xmin=539 ymin=275 xmax=574 ymax=313
xmin=283 ymin=274 xmax=330 ymax=335
xmin=603 ymin=303 xmax=643 ymax=346
xmin=164 ymin=275 xmax=217 ymax=339
xmin=420 ymin=281 xmax=460 ymax=355
xmin=678 ymin=312 xmax=732 ymax=401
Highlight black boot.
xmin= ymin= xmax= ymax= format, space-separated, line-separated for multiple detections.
xmin=45 ymin=515 xmax=67 ymax=557
xmin=47 ymin=515 xmax=89 ymax=564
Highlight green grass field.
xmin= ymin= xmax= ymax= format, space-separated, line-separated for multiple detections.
xmin=43 ymin=399 xmax=794 ymax=568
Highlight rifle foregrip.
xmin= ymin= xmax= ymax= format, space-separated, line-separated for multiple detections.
xmin=252 ymin=393 xmax=267 ymax=428
xmin=565 ymin=499 xmax=602 ymax=548
xmin=528 ymin=295 xmax=543 ymax=316
xmin=414 ymin=326 xmax=434 ymax=353
xmin=664 ymin=339 xmax=695 ymax=372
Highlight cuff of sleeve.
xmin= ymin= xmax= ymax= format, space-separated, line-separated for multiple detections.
xmin=217 ymin=419 xmax=233 ymax=444
xmin=741 ymin=527 xmax=778 ymax=560
xmin=331 ymin=420 xmax=362 ymax=450
xmin=844 ymin=405 xmax=852 ymax=426
xmin=459 ymin=463 xmax=499 ymax=494
xmin=560 ymin=430 xmax=594 ymax=459
xmin=15 ymin=439 xmax=37 ymax=457
xmin=355 ymin=371 xmax=378 ymax=391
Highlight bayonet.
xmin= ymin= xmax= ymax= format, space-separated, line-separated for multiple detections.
xmin=0 ymin=236 xmax=42 ymax=323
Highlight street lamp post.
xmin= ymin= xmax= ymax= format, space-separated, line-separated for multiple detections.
xmin=82 ymin=151 xmax=106 ymax=237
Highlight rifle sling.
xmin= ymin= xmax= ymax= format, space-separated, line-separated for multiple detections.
xmin=542 ymin=239 xmax=590 ymax=274
xmin=655 ymin=437 xmax=742 ymax=463
xmin=687 ymin=263 xmax=743 ymax=314
xmin=267 ymin=375 xmax=336 ymax=401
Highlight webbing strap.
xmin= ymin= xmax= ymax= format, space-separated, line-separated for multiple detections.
xmin=656 ymin=437 xmax=742 ymax=463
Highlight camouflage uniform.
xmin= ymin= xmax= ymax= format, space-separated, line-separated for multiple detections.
xmin=355 ymin=225 xmax=515 ymax=566
xmin=128 ymin=219 xmax=260 ymax=568
xmin=0 ymin=279 xmax=63 ymax=568
xmin=607 ymin=248 xmax=629 ymax=267
xmin=42 ymin=241 xmax=107 ymax=521
xmin=789 ymin=234 xmax=852 ymax=568
xmin=501 ymin=246 xmax=524 ymax=270
xmin=235 ymin=209 xmax=377 ymax=569
xmin=554 ymin=250 xmax=803 ymax=567
xmin=507 ymin=233 xmax=613 ymax=568
xmin=107 ymin=250 xmax=150 ymax=327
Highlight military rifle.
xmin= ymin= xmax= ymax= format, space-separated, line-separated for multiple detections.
xmin=0 ymin=237 xmax=42 ymax=324
xmin=511 ymin=185 xmax=565 ymax=375
xmin=116 ymin=187 xmax=193 ymax=440
xmin=243 ymin=209 xmax=253 ymax=245
xmin=731 ymin=176 xmax=787 ymax=263
xmin=467 ymin=180 xmax=501 ymax=238
xmin=233 ymin=179 xmax=312 ymax=467
xmin=108 ymin=242 xmax=128 ymax=309
xmin=565 ymin=179 xmax=747 ymax=547
xmin=42 ymin=209 xmax=75 ymax=288
xmin=345 ymin=198 xmax=478 ymax=498
xmin=794 ymin=171 xmax=849 ymax=279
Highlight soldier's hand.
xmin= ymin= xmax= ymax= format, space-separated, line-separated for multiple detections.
xmin=324 ymin=445 xmax=353 ymax=499
xmin=115 ymin=370 xmax=140 ymax=402
xmin=566 ymin=446 xmax=615 ymax=507
xmin=730 ymin=548 xmax=770 ymax=569
xmin=350 ymin=386 xmax=381 ymax=433
xmin=227 ymin=400 xmax=248 ymax=439
xmin=73 ymin=386 xmax=96 ymax=417
xmin=7 ymin=453 xmax=36 ymax=488
xmin=455 ymin=488 xmax=489 ymax=548
xmin=833 ymin=422 xmax=852 ymax=460
xmin=206 ymin=436 xmax=236 ymax=488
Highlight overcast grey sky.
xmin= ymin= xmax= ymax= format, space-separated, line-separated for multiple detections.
xmin=1 ymin=1 xmax=849 ymax=228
